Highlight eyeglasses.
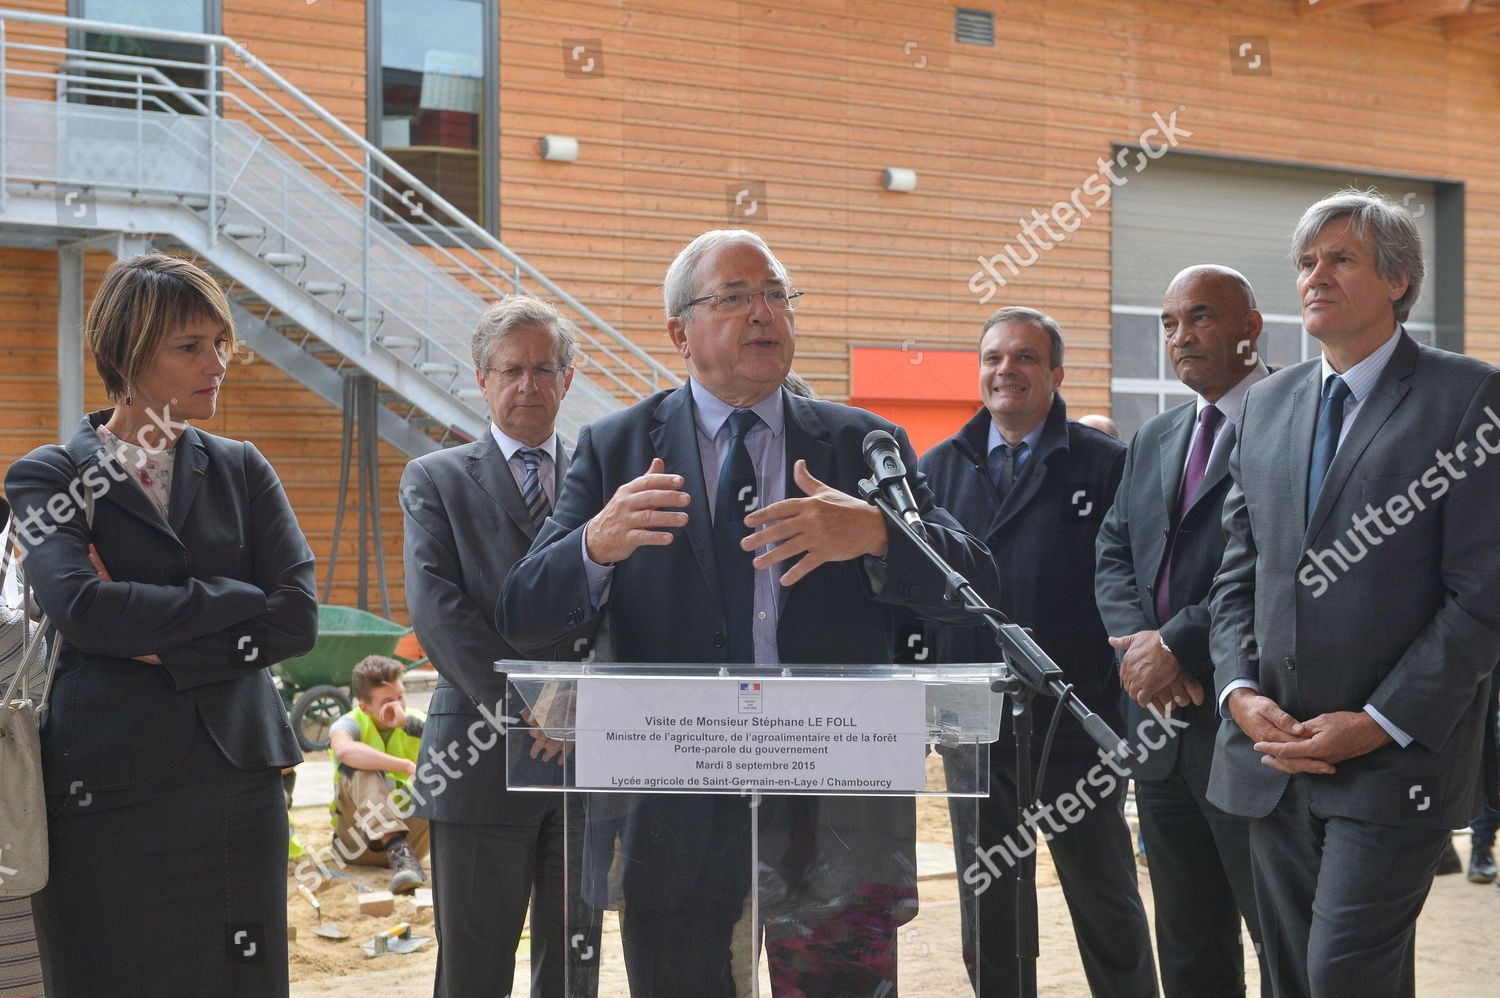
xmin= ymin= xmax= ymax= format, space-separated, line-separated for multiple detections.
xmin=481 ymin=364 xmax=568 ymax=385
xmin=682 ymin=288 xmax=804 ymax=316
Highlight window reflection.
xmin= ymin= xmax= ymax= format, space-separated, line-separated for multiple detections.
xmin=77 ymin=0 xmax=211 ymax=114
xmin=379 ymin=0 xmax=486 ymax=224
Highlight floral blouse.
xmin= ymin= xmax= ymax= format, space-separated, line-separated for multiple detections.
xmin=96 ymin=425 xmax=174 ymax=520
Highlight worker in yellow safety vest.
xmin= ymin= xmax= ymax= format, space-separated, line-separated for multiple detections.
xmin=328 ymin=655 xmax=430 ymax=894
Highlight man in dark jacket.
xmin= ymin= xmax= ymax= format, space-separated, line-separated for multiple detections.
xmin=920 ymin=306 xmax=1156 ymax=998
xmin=500 ymin=229 xmax=996 ymax=998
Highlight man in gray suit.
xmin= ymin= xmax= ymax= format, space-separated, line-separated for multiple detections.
xmin=1096 ymin=265 xmax=1268 ymax=996
xmin=1209 ymin=189 xmax=1500 ymax=997
xmin=401 ymin=296 xmax=599 ymax=998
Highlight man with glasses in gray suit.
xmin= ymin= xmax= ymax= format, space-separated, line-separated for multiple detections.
xmin=401 ymin=296 xmax=600 ymax=998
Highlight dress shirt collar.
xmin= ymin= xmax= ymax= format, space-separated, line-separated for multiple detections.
xmin=987 ymin=413 xmax=1046 ymax=458
xmin=1199 ymin=362 xmax=1270 ymax=430
xmin=689 ymin=378 xmax=786 ymax=440
xmin=489 ymin=422 xmax=559 ymax=463
xmin=1319 ymin=324 xmax=1402 ymax=405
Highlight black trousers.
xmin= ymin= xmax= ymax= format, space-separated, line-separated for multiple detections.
xmin=33 ymin=719 xmax=288 ymax=998
xmin=620 ymin=906 xmax=740 ymax=998
xmin=429 ymin=799 xmax=600 ymax=998
xmin=1249 ymin=777 xmax=1447 ymax=998
xmin=948 ymin=753 xmax=1157 ymax=998
xmin=1137 ymin=745 xmax=1266 ymax=998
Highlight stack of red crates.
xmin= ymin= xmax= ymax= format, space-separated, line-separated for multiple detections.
xmin=413 ymin=110 xmax=475 ymax=148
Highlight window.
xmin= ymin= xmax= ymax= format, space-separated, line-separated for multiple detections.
xmin=371 ymin=0 xmax=496 ymax=232
xmin=71 ymin=0 xmax=218 ymax=114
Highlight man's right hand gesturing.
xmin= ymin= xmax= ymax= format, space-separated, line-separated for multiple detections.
xmin=584 ymin=458 xmax=691 ymax=565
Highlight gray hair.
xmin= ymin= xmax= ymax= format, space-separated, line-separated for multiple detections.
xmin=663 ymin=229 xmax=791 ymax=321
xmin=1290 ymin=188 xmax=1425 ymax=323
xmin=981 ymin=306 xmax=1065 ymax=368
xmin=470 ymin=296 xmax=576 ymax=370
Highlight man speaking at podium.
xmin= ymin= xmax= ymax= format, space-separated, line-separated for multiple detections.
xmin=501 ymin=229 xmax=995 ymax=998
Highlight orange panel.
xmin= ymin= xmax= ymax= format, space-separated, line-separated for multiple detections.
xmin=849 ymin=346 xmax=982 ymax=454
xmin=849 ymin=346 xmax=977 ymax=403
xmin=849 ymin=399 xmax=979 ymax=457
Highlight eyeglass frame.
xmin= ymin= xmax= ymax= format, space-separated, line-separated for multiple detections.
xmin=479 ymin=363 xmax=571 ymax=385
xmin=680 ymin=287 xmax=805 ymax=316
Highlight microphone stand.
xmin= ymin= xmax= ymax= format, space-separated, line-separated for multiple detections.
xmin=858 ymin=479 xmax=1125 ymax=998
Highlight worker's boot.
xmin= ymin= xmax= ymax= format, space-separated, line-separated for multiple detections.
xmin=386 ymin=836 xmax=425 ymax=895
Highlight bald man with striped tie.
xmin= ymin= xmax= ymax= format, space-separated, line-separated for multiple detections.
xmin=400 ymin=296 xmax=601 ymax=998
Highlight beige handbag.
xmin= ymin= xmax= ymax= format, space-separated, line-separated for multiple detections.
xmin=0 ymin=570 xmax=59 ymax=899
xmin=0 ymin=492 xmax=90 ymax=900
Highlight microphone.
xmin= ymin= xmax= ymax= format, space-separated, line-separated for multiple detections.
xmin=862 ymin=430 xmax=925 ymax=536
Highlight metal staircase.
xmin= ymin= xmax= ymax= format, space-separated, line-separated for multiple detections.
xmin=0 ymin=9 xmax=682 ymax=455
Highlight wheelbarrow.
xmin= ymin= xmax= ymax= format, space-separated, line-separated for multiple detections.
xmin=273 ymin=605 xmax=428 ymax=752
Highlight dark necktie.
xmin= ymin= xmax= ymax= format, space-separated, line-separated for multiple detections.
xmin=993 ymin=441 xmax=1028 ymax=500
xmin=518 ymin=448 xmax=550 ymax=530
xmin=1307 ymin=375 xmax=1352 ymax=522
xmin=714 ymin=410 xmax=761 ymax=663
xmin=1155 ymin=405 xmax=1223 ymax=624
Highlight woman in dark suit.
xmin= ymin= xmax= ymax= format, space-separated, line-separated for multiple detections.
xmin=4 ymin=254 xmax=317 ymax=996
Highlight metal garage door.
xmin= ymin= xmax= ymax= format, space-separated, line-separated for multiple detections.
xmin=1109 ymin=153 xmax=1439 ymax=441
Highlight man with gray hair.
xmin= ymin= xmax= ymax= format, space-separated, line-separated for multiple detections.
xmin=1209 ymin=189 xmax=1500 ymax=997
xmin=500 ymin=229 xmax=994 ymax=996
xmin=401 ymin=295 xmax=600 ymax=998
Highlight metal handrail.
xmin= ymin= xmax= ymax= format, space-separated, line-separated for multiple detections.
xmin=56 ymin=57 xmax=210 ymax=115
xmin=10 ymin=39 xmax=651 ymax=401
xmin=0 ymin=7 xmax=681 ymax=397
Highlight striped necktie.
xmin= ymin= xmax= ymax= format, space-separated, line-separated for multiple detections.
xmin=518 ymin=448 xmax=550 ymax=530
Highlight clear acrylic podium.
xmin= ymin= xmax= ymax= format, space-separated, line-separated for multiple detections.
xmin=502 ymin=660 xmax=1007 ymax=998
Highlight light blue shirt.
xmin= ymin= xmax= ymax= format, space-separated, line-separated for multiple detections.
xmin=1218 ymin=325 xmax=1411 ymax=747
xmin=1319 ymin=324 xmax=1403 ymax=452
xmin=582 ymin=380 xmax=788 ymax=664
xmin=987 ymin=419 xmax=1044 ymax=489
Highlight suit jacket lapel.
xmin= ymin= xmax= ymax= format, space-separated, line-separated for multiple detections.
xmin=989 ymin=459 xmax=1046 ymax=535
xmin=1144 ymin=405 xmax=1196 ymax=584
xmin=781 ymin=393 xmax=834 ymax=619
xmin=1306 ymin=336 xmax=1416 ymax=538
xmin=1289 ymin=365 xmax=1320 ymax=540
xmin=466 ymin=431 xmax=536 ymax=540
xmin=1157 ymin=403 xmax=1196 ymax=520
xmin=783 ymin=394 xmax=835 ymax=504
xmin=650 ymin=388 xmax=718 ymax=594
xmin=63 ymin=414 xmax=177 ymax=541
xmin=166 ymin=428 xmax=208 ymax=536
xmin=552 ymin=443 xmax=571 ymax=499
